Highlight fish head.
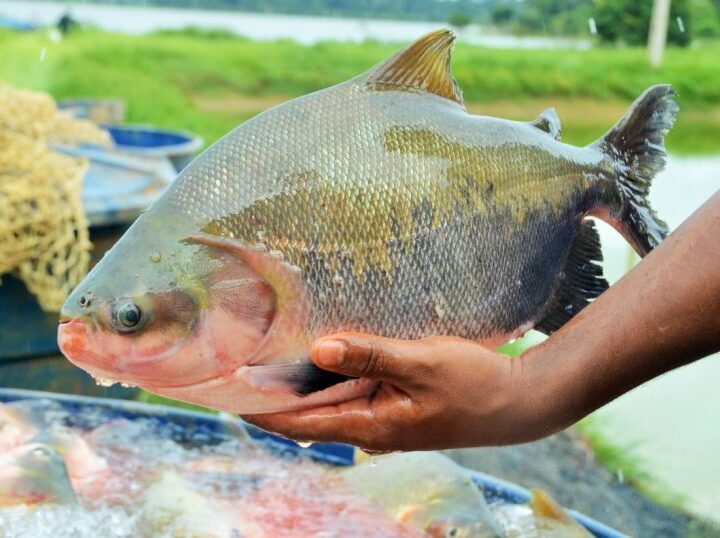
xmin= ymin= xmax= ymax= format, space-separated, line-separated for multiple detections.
xmin=57 ymin=210 xmax=286 ymax=399
xmin=0 ymin=443 xmax=76 ymax=506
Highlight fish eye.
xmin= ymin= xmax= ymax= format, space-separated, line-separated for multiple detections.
xmin=113 ymin=301 xmax=143 ymax=332
xmin=446 ymin=528 xmax=459 ymax=538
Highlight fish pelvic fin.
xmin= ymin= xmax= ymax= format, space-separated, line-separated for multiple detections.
xmin=592 ymin=84 xmax=678 ymax=256
xmin=361 ymin=28 xmax=464 ymax=108
xmin=535 ymin=220 xmax=609 ymax=335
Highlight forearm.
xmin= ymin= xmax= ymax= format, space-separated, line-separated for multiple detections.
xmin=521 ymin=191 xmax=720 ymax=438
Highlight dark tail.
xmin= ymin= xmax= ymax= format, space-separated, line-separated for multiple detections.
xmin=591 ymin=84 xmax=678 ymax=256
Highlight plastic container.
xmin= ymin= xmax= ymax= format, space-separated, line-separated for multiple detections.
xmin=0 ymin=145 xmax=176 ymax=365
xmin=58 ymin=99 xmax=126 ymax=125
xmin=0 ymin=388 xmax=627 ymax=538
xmin=104 ymin=124 xmax=204 ymax=172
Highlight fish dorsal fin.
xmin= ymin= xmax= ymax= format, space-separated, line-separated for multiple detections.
xmin=362 ymin=29 xmax=464 ymax=107
xmin=530 ymin=107 xmax=562 ymax=140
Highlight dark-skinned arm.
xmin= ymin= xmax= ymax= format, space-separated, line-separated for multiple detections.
xmin=242 ymin=191 xmax=720 ymax=451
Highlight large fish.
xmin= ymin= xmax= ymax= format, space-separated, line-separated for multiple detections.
xmin=58 ymin=30 xmax=677 ymax=414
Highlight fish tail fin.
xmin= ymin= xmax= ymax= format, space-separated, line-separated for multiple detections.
xmin=592 ymin=84 xmax=678 ymax=256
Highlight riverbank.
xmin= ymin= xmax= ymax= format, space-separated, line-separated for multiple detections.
xmin=1 ymin=28 xmax=720 ymax=154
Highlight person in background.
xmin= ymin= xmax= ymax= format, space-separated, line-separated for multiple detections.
xmin=243 ymin=191 xmax=720 ymax=452
xmin=57 ymin=11 xmax=77 ymax=36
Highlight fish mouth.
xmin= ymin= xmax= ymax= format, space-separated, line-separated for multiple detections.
xmin=57 ymin=320 xmax=118 ymax=379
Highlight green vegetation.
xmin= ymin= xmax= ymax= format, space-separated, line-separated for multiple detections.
xmin=486 ymin=0 xmax=719 ymax=39
xmin=594 ymin=0 xmax=692 ymax=46
xmin=447 ymin=12 xmax=472 ymax=29
xmin=1 ymin=28 xmax=718 ymax=154
xmin=576 ymin=418 xmax=687 ymax=509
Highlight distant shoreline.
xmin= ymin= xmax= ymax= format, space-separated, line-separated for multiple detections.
xmin=0 ymin=0 xmax=591 ymax=49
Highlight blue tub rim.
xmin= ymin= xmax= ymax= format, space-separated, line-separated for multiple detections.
xmin=0 ymin=388 xmax=628 ymax=538
xmin=103 ymin=123 xmax=204 ymax=158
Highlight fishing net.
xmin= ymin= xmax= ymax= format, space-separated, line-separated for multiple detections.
xmin=0 ymin=84 xmax=111 ymax=312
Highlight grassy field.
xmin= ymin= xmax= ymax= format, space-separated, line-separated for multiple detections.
xmin=1 ymin=28 xmax=720 ymax=153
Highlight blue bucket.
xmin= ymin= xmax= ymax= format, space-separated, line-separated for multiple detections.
xmin=0 ymin=388 xmax=626 ymax=538
xmin=105 ymin=124 xmax=204 ymax=172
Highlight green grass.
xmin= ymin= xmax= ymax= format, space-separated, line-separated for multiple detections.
xmin=0 ymin=28 xmax=719 ymax=153
xmin=576 ymin=417 xmax=687 ymax=509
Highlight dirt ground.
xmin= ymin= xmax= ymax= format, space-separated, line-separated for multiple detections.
xmin=444 ymin=430 xmax=720 ymax=538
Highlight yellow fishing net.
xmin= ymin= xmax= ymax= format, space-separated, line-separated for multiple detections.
xmin=0 ymin=84 xmax=111 ymax=312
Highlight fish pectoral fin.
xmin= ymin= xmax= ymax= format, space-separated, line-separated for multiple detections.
xmin=535 ymin=220 xmax=609 ymax=335
xmin=184 ymin=233 xmax=310 ymax=362
xmin=184 ymin=233 xmax=305 ymax=306
xmin=361 ymin=29 xmax=464 ymax=107
xmin=244 ymin=362 xmax=350 ymax=397
xmin=529 ymin=107 xmax=562 ymax=140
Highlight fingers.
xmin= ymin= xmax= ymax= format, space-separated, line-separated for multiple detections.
xmin=310 ymin=333 xmax=432 ymax=383
xmin=241 ymin=397 xmax=390 ymax=448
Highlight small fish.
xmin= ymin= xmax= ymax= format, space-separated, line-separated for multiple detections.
xmin=0 ymin=442 xmax=76 ymax=507
xmin=0 ymin=403 xmax=38 ymax=452
xmin=33 ymin=425 xmax=112 ymax=498
xmin=343 ymin=452 xmax=503 ymax=537
xmin=58 ymin=29 xmax=676 ymax=414
xmin=140 ymin=470 xmax=262 ymax=538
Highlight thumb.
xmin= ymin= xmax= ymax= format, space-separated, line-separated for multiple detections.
xmin=310 ymin=334 xmax=420 ymax=382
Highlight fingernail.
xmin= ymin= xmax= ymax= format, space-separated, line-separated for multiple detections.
xmin=314 ymin=340 xmax=346 ymax=368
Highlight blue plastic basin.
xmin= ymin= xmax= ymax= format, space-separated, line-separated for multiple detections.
xmin=105 ymin=124 xmax=203 ymax=172
xmin=0 ymin=388 xmax=626 ymax=538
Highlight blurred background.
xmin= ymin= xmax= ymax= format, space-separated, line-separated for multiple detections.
xmin=0 ymin=0 xmax=718 ymax=535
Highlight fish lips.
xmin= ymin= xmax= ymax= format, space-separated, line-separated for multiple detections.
xmin=57 ymin=319 xmax=184 ymax=387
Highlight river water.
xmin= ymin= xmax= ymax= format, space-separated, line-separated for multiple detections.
xmin=0 ymin=0 xmax=590 ymax=48
xmin=592 ymin=156 xmax=720 ymax=522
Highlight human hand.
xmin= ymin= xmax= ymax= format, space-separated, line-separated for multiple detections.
xmin=241 ymin=333 xmax=552 ymax=452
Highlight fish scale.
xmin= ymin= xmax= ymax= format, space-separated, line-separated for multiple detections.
xmin=58 ymin=29 xmax=677 ymax=413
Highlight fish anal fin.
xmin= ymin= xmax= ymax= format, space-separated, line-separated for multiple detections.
xmin=529 ymin=107 xmax=562 ymax=140
xmin=535 ymin=220 xmax=609 ymax=335
xmin=362 ymin=29 xmax=463 ymax=107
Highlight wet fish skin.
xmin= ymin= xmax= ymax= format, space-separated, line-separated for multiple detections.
xmin=58 ymin=29 xmax=676 ymax=414
xmin=343 ymin=451 xmax=503 ymax=537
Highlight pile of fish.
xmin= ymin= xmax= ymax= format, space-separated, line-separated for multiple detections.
xmin=0 ymin=398 xmax=591 ymax=537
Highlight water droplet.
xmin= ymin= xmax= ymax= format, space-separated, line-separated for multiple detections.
xmin=296 ymin=440 xmax=313 ymax=448
xmin=564 ymin=304 xmax=574 ymax=313
xmin=149 ymin=252 xmax=161 ymax=263
xmin=587 ymin=17 xmax=597 ymax=35
xmin=95 ymin=377 xmax=117 ymax=388
xmin=515 ymin=279 xmax=522 ymax=287
xmin=676 ymin=16 xmax=685 ymax=33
